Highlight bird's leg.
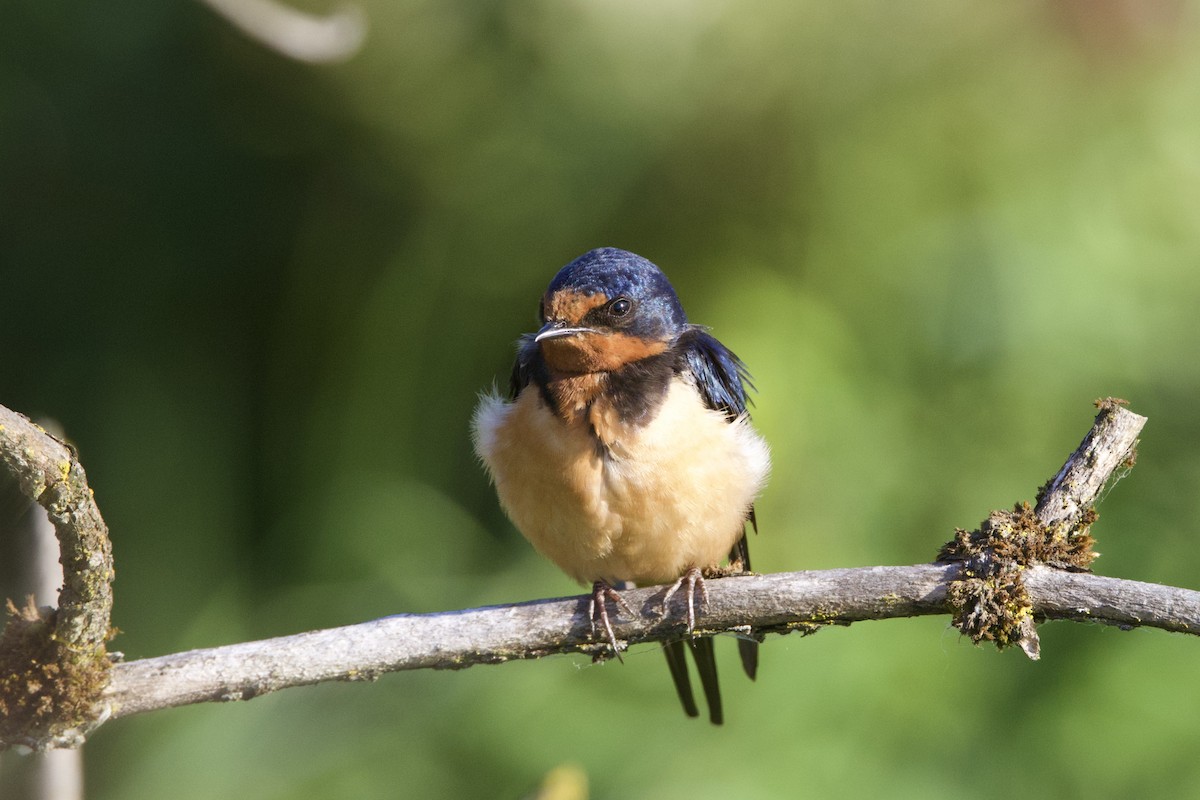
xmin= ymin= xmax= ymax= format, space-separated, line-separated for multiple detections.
xmin=589 ymin=580 xmax=635 ymax=660
xmin=660 ymin=566 xmax=709 ymax=633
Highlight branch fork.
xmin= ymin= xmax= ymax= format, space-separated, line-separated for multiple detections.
xmin=937 ymin=398 xmax=1143 ymax=659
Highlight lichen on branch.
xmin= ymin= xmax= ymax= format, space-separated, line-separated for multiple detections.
xmin=0 ymin=407 xmax=116 ymax=750
xmin=0 ymin=598 xmax=112 ymax=749
xmin=935 ymin=400 xmax=1144 ymax=659
xmin=938 ymin=502 xmax=1097 ymax=656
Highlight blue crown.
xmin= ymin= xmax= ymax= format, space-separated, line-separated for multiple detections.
xmin=548 ymin=248 xmax=688 ymax=337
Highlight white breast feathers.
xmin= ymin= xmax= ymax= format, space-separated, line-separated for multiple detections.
xmin=472 ymin=376 xmax=770 ymax=586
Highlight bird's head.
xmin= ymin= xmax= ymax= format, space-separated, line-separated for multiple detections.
xmin=535 ymin=248 xmax=688 ymax=375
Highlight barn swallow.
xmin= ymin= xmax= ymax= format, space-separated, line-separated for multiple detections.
xmin=472 ymin=247 xmax=770 ymax=724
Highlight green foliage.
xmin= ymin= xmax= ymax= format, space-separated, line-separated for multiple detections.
xmin=4 ymin=0 xmax=1200 ymax=796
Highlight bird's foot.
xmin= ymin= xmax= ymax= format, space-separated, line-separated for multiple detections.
xmin=589 ymin=580 xmax=634 ymax=661
xmin=660 ymin=567 xmax=709 ymax=634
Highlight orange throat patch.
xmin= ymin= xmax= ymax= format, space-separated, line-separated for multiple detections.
xmin=540 ymin=332 xmax=669 ymax=375
xmin=544 ymin=372 xmax=608 ymax=425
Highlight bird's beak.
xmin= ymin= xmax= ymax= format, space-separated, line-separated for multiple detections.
xmin=535 ymin=322 xmax=596 ymax=342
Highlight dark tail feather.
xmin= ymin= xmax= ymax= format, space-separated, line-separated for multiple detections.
xmin=728 ymin=530 xmax=759 ymax=681
xmin=737 ymin=639 xmax=759 ymax=681
xmin=729 ymin=532 xmax=752 ymax=573
xmin=687 ymin=637 xmax=723 ymax=725
xmin=663 ymin=640 xmax=699 ymax=718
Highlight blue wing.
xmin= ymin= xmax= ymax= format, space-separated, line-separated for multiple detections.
xmin=677 ymin=325 xmax=761 ymax=682
xmin=677 ymin=327 xmax=755 ymax=420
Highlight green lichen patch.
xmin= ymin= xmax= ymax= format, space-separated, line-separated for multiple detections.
xmin=0 ymin=598 xmax=111 ymax=750
xmin=944 ymin=562 xmax=1031 ymax=648
xmin=937 ymin=502 xmax=1097 ymax=651
xmin=939 ymin=502 xmax=1097 ymax=574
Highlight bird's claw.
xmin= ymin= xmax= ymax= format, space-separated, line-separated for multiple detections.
xmin=589 ymin=580 xmax=634 ymax=661
xmin=660 ymin=567 xmax=709 ymax=634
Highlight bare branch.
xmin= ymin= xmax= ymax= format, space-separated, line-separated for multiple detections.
xmin=1026 ymin=567 xmax=1200 ymax=632
xmin=1035 ymin=398 xmax=1144 ymax=527
xmin=102 ymin=563 xmax=1200 ymax=720
xmin=198 ymin=0 xmax=366 ymax=64
xmin=102 ymin=565 xmax=949 ymax=718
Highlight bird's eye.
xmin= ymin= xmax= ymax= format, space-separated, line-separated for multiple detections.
xmin=538 ymin=299 xmax=546 ymax=323
xmin=609 ymin=297 xmax=632 ymax=317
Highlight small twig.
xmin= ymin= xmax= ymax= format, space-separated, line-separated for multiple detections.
xmin=1035 ymin=398 xmax=1144 ymax=527
xmin=198 ymin=0 xmax=367 ymax=64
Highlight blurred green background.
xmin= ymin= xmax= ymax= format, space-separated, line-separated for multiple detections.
xmin=3 ymin=0 xmax=1200 ymax=797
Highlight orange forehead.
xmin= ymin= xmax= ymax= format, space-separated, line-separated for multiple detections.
xmin=544 ymin=289 xmax=609 ymax=325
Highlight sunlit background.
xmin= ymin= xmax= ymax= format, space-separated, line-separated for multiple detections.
xmin=3 ymin=0 xmax=1200 ymax=797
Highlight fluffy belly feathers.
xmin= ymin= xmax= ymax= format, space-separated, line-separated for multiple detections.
xmin=472 ymin=377 xmax=770 ymax=586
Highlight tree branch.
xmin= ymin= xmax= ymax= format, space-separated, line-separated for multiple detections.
xmin=6 ymin=398 xmax=1193 ymax=744
xmin=101 ymin=562 xmax=1200 ymax=719
xmin=0 ymin=419 xmax=85 ymax=793
xmin=0 ymin=409 xmax=115 ymax=749
xmin=0 ymin=408 xmax=113 ymax=655
xmin=935 ymin=398 xmax=1146 ymax=658
xmin=1035 ymin=397 xmax=1143 ymax=526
